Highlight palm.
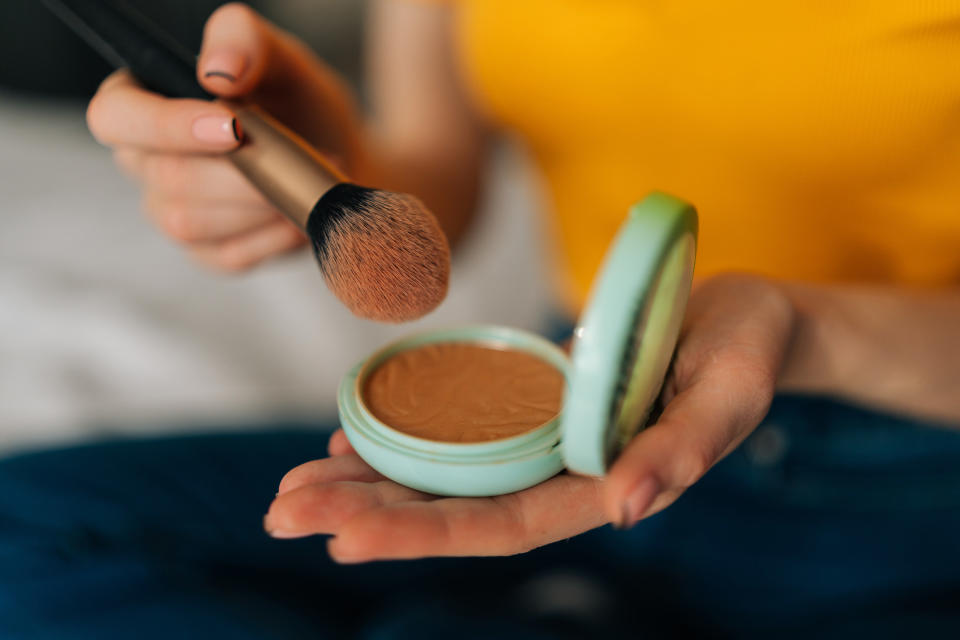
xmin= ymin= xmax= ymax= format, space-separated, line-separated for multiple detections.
xmin=267 ymin=431 xmax=607 ymax=562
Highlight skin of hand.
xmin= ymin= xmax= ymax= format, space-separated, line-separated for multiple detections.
xmin=85 ymin=3 xmax=365 ymax=271
xmin=263 ymin=273 xmax=795 ymax=562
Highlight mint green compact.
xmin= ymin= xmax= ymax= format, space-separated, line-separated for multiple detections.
xmin=338 ymin=192 xmax=698 ymax=496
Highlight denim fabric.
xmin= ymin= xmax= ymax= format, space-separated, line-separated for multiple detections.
xmin=596 ymin=395 xmax=960 ymax=637
xmin=1 ymin=397 xmax=959 ymax=639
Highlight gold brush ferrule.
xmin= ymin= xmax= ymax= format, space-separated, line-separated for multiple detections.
xmin=226 ymin=103 xmax=349 ymax=230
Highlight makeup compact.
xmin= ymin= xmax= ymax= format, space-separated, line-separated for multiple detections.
xmin=338 ymin=192 xmax=698 ymax=496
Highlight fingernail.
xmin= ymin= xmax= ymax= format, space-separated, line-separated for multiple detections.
xmin=192 ymin=115 xmax=240 ymax=144
xmin=616 ymin=477 xmax=660 ymax=529
xmin=327 ymin=539 xmax=363 ymax=564
xmin=267 ymin=529 xmax=306 ymax=539
xmin=263 ymin=514 xmax=305 ymax=539
xmin=202 ymin=50 xmax=247 ymax=83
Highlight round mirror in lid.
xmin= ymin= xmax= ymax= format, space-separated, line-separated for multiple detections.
xmin=561 ymin=192 xmax=698 ymax=476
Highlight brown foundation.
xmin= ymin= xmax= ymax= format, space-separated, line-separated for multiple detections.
xmin=362 ymin=343 xmax=564 ymax=443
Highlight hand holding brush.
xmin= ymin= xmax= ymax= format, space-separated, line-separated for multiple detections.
xmin=45 ymin=0 xmax=450 ymax=323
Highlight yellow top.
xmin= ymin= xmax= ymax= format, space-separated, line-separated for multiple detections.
xmin=445 ymin=1 xmax=960 ymax=307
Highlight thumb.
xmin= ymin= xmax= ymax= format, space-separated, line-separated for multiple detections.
xmin=196 ymin=3 xmax=274 ymax=98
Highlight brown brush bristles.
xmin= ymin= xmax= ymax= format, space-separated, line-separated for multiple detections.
xmin=307 ymin=185 xmax=450 ymax=322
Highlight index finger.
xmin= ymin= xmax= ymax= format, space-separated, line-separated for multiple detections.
xmin=87 ymin=70 xmax=241 ymax=152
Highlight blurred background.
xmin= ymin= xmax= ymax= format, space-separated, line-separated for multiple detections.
xmin=0 ymin=0 xmax=554 ymax=453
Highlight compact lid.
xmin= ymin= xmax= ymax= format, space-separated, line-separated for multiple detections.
xmin=561 ymin=192 xmax=698 ymax=476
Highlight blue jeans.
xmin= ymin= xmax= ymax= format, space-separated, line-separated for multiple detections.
xmin=1 ymin=396 xmax=960 ymax=639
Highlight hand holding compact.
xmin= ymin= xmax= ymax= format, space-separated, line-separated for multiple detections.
xmin=264 ymin=274 xmax=795 ymax=561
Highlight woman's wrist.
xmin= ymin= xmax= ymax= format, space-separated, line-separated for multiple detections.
xmin=776 ymin=280 xmax=877 ymax=403
xmin=776 ymin=281 xmax=830 ymax=395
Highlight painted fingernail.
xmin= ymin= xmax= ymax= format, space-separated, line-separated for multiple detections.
xmin=616 ymin=477 xmax=660 ymax=529
xmin=202 ymin=50 xmax=247 ymax=83
xmin=192 ymin=115 xmax=240 ymax=144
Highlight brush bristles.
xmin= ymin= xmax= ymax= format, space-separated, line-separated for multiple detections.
xmin=307 ymin=184 xmax=451 ymax=323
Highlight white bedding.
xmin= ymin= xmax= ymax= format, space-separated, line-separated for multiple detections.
xmin=0 ymin=93 xmax=553 ymax=453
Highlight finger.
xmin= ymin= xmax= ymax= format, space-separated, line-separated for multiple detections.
xmin=117 ymin=151 xmax=266 ymax=203
xmin=197 ymin=3 xmax=275 ymax=97
xmin=265 ymin=480 xmax=434 ymax=539
xmin=277 ymin=454 xmax=386 ymax=496
xmin=87 ymin=70 xmax=240 ymax=152
xmin=328 ymin=474 xmax=606 ymax=563
xmin=188 ymin=219 xmax=306 ymax=272
xmin=143 ymin=193 xmax=280 ymax=243
xmin=327 ymin=429 xmax=355 ymax=457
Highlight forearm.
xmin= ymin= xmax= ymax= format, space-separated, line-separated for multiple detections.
xmin=357 ymin=135 xmax=488 ymax=247
xmin=778 ymin=281 xmax=960 ymax=424
xmin=358 ymin=0 xmax=491 ymax=247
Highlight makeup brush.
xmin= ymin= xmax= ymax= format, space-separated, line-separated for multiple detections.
xmin=42 ymin=0 xmax=450 ymax=323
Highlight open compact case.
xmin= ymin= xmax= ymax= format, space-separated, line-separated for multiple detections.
xmin=338 ymin=192 xmax=698 ymax=496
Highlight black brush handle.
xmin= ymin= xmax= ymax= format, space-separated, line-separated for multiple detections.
xmin=41 ymin=0 xmax=213 ymax=101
